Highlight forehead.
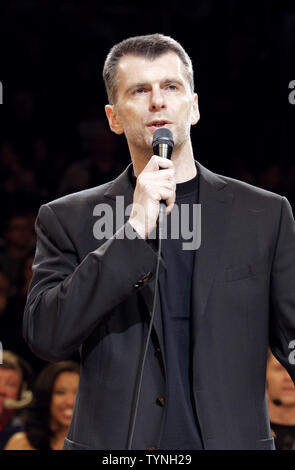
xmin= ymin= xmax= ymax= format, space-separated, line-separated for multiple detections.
xmin=0 ymin=368 xmax=21 ymax=383
xmin=8 ymin=217 xmax=31 ymax=229
xmin=116 ymin=52 xmax=188 ymax=89
xmin=53 ymin=371 xmax=79 ymax=388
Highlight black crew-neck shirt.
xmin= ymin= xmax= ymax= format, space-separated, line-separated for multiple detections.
xmin=130 ymin=165 xmax=203 ymax=450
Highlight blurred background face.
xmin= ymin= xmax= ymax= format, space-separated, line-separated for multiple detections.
xmin=49 ymin=371 xmax=79 ymax=430
xmin=0 ymin=272 xmax=10 ymax=312
xmin=5 ymin=215 xmax=35 ymax=250
xmin=267 ymin=354 xmax=295 ymax=406
xmin=0 ymin=368 xmax=21 ymax=417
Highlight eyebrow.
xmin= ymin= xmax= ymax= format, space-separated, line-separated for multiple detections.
xmin=126 ymin=78 xmax=184 ymax=93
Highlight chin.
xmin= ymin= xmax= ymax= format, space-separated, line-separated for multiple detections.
xmin=56 ymin=415 xmax=72 ymax=427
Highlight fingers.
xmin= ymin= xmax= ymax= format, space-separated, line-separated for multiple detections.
xmin=160 ymin=188 xmax=176 ymax=215
xmin=129 ymin=155 xmax=176 ymax=238
xmin=143 ymin=168 xmax=175 ymax=181
xmin=144 ymin=155 xmax=174 ymax=172
xmin=140 ymin=174 xmax=175 ymax=193
xmin=153 ymin=187 xmax=175 ymax=203
xmin=138 ymin=168 xmax=175 ymax=184
xmin=139 ymin=155 xmax=176 ymax=208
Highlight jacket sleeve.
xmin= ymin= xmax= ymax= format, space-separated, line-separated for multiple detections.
xmin=23 ymin=203 xmax=159 ymax=361
xmin=269 ymin=196 xmax=295 ymax=382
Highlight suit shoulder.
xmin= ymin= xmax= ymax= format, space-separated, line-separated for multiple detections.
xmin=44 ymin=181 xmax=113 ymax=212
xmin=38 ymin=164 xmax=132 ymax=222
xmin=219 ymin=173 xmax=284 ymax=203
xmin=198 ymin=162 xmax=285 ymax=205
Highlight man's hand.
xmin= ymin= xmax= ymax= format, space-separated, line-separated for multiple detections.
xmin=129 ymin=155 xmax=176 ymax=239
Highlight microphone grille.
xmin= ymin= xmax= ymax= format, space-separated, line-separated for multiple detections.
xmin=152 ymin=128 xmax=174 ymax=149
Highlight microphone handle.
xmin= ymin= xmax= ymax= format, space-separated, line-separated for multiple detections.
xmin=157 ymin=142 xmax=170 ymax=238
xmin=158 ymin=201 xmax=166 ymax=239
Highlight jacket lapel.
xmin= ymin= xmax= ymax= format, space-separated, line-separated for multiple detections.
xmin=103 ymin=163 xmax=135 ymax=223
xmin=103 ymin=164 xmax=166 ymax=364
xmin=192 ymin=162 xmax=234 ymax=331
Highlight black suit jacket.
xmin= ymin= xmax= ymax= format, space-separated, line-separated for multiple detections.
xmin=23 ymin=161 xmax=295 ymax=450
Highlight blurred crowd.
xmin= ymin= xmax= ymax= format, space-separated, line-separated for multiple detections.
xmin=0 ymin=350 xmax=80 ymax=450
xmin=0 ymin=0 xmax=295 ymax=451
xmin=0 ymin=119 xmax=125 ymax=373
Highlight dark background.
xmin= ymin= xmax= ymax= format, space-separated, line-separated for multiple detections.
xmin=0 ymin=0 xmax=294 ymax=371
xmin=1 ymin=1 xmax=295 ymax=209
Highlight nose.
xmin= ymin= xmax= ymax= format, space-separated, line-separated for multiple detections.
xmin=149 ymin=87 xmax=166 ymax=111
xmin=64 ymin=391 xmax=76 ymax=407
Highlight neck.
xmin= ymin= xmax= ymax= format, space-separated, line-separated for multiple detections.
xmin=49 ymin=423 xmax=68 ymax=450
xmin=50 ymin=417 xmax=69 ymax=438
xmin=268 ymin=401 xmax=295 ymax=425
xmin=131 ymin=138 xmax=196 ymax=183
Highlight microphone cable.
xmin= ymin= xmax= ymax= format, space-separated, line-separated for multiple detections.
xmin=127 ymin=215 xmax=164 ymax=450
xmin=126 ymin=129 xmax=173 ymax=450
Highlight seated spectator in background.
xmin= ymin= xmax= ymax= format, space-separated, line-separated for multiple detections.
xmin=18 ymin=250 xmax=35 ymax=300
xmin=58 ymin=121 xmax=124 ymax=196
xmin=267 ymin=351 xmax=295 ymax=449
xmin=4 ymin=361 xmax=79 ymax=450
xmin=0 ymin=350 xmax=33 ymax=449
xmin=0 ymin=211 xmax=36 ymax=295
xmin=0 ymin=270 xmax=10 ymax=316
xmin=0 ymin=263 xmax=46 ymax=375
xmin=0 ymin=142 xmax=39 ymax=215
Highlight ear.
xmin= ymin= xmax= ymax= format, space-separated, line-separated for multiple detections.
xmin=191 ymin=93 xmax=200 ymax=126
xmin=105 ymin=104 xmax=124 ymax=135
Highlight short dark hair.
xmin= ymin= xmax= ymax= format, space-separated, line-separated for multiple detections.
xmin=103 ymin=33 xmax=194 ymax=104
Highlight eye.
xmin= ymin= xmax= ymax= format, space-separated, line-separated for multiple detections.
xmin=166 ymin=84 xmax=178 ymax=91
xmin=133 ymin=88 xmax=147 ymax=95
xmin=7 ymin=382 xmax=19 ymax=389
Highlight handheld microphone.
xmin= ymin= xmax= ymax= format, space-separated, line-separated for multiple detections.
xmin=152 ymin=128 xmax=174 ymax=236
xmin=152 ymin=127 xmax=174 ymax=160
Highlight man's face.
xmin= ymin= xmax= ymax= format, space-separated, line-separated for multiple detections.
xmin=267 ymin=354 xmax=295 ymax=406
xmin=105 ymin=52 xmax=199 ymax=155
xmin=0 ymin=368 xmax=22 ymax=416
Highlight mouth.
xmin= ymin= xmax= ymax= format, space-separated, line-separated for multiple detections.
xmin=60 ymin=408 xmax=73 ymax=419
xmin=147 ymin=120 xmax=172 ymax=129
xmin=282 ymin=387 xmax=295 ymax=393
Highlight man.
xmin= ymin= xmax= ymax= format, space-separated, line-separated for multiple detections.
xmin=267 ymin=351 xmax=295 ymax=449
xmin=23 ymin=34 xmax=295 ymax=450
